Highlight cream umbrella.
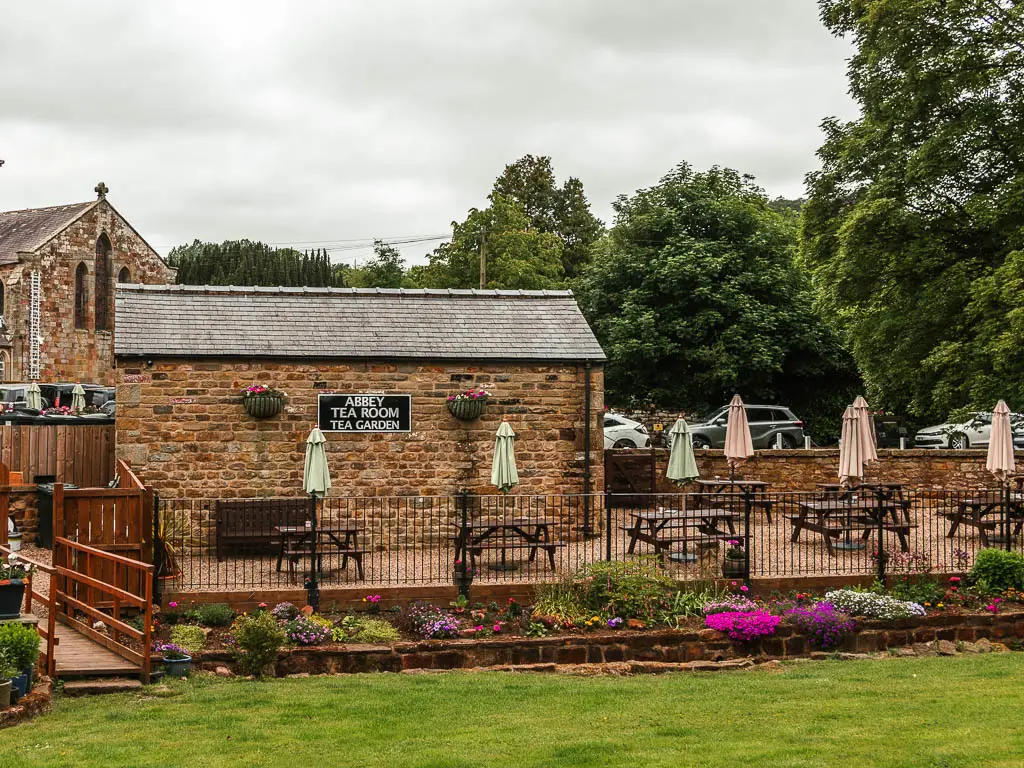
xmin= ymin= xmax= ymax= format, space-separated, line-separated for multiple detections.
xmin=25 ymin=383 xmax=42 ymax=411
xmin=302 ymin=427 xmax=331 ymax=611
xmin=837 ymin=406 xmax=867 ymax=551
xmin=71 ymin=383 xmax=86 ymax=412
xmin=666 ymin=419 xmax=700 ymax=485
xmin=491 ymin=420 xmax=519 ymax=494
xmin=724 ymin=395 xmax=754 ymax=480
xmin=852 ymin=395 xmax=879 ymax=465
xmin=986 ymin=400 xmax=1016 ymax=484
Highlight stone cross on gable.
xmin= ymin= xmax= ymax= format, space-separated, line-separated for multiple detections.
xmin=95 ymin=181 xmax=109 ymax=199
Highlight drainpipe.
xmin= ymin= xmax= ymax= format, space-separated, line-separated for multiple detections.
xmin=582 ymin=360 xmax=594 ymax=536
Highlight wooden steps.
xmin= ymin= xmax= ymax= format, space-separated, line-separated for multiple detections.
xmin=62 ymin=677 xmax=143 ymax=696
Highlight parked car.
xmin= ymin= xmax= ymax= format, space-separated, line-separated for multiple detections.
xmin=915 ymin=412 xmax=1024 ymax=450
xmin=603 ymin=412 xmax=651 ymax=449
xmin=689 ymin=404 xmax=805 ymax=449
xmin=37 ymin=383 xmax=112 ymax=409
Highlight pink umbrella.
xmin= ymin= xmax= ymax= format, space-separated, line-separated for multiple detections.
xmin=838 ymin=406 xmax=865 ymax=488
xmin=986 ymin=400 xmax=1016 ymax=483
xmin=852 ymin=395 xmax=879 ymax=465
xmin=724 ymin=394 xmax=754 ymax=479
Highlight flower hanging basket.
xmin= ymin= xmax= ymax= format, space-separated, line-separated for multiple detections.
xmin=243 ymin=393 xmax=284 ymax=419
xmin=447 ymin=397 xmax=487 ymax=421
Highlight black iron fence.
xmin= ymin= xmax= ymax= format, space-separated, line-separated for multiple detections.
xmin=153 ymin=485 xmax=1023 ymax=593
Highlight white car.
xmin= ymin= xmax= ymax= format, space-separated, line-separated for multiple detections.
xmin=603 ymin=412 xmax=651 ymax=449
xmin=915 ymin=411 xmax=1024 ymax=450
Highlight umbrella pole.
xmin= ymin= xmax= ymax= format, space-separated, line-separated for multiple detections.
xmin=305 ymin=492 xmax=320 ymax=612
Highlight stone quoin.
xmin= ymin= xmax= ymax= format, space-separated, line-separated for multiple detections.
xmin=113 ymin=285 xmax=606 ymax=499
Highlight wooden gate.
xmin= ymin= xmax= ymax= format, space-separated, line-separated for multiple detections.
xmin=604 ymin=448 xmax=661 ymax=503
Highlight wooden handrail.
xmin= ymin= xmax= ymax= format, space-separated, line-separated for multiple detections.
xmin=55 ymin=537 xmax=155 ymax=573
xmin=0 ymin=544 xmax=56 ymax=575
xmin=117 ymin=458 xmax=146 ymax=491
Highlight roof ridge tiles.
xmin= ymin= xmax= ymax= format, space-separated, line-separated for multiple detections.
xmin=115 ymin=284 xmax=574 ymax=299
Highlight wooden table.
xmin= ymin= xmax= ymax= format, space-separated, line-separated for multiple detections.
xmin=693 ymin=479 xmax=774 ymax=522
xmin=274 ymin=523 xmax=367 ymax=580
xmin=623 ymin=508 xmax=739 ymax=562
xmin=455 ymin=518 xmax=563 ymax=571
xmin=942 ymin=495 xmax=1024 ymax=547
xmin=789 ymin=499 xmax=916 ymax=556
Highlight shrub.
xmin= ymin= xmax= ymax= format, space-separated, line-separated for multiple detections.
xmin=350 ymin=618 xmax=401 ymax=644
xmin=572 ymin=559 xmax=677 ymax=621
xmin=970 ymin=549 xmax=1024 ymax=593
xmin=169 ymin=625 xmax=206 ymax=655
xmin=283 ymin=616 xmax=333 ymax=646
xmin=786 ymin=602 xmax=856 ymax=650
xmin=406 ymin=602 xmax=460 ymax=639
xmin=0 ymin=622 xmax=41 ymax=670
xmin=229 ymin=612 xmax=285 ymax=677
xmin=824 ymin=589 xmax=926 ymax=620
xmin=272 ymin=602 xmax=299 ymax=621
xmin=704 ymin=610 xmax=780 ymax=642
xmin=533 ymin=580 xmax=588 ymax=624
xmin=187 ymin=603 xmax=235 ymax=627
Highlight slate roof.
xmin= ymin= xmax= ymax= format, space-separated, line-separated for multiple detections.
xmin=0 ymin=201 xmax=97 ymax=265
xmin=114 ymin=285 xmax=606 ymax=361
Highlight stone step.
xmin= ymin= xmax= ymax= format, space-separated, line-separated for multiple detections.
xmin=62 ymin=677 xmax=144 ymax=696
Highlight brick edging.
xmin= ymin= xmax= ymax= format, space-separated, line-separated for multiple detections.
xmin=0 ymin=677 xmax=54 ymax=729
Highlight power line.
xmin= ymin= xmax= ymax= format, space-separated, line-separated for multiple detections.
xmin=156 ymin=232 xmax=450 ymax=250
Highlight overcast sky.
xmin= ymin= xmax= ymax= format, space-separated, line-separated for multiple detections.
xmin=0 ymin=1 xmax=857 ymax=265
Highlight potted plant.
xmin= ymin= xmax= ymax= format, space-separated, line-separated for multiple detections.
xmin=155 ymin=641 xmax=192 ymax=677
xmin=446 ymin=387 xmax=491 ymax=421
xmin=0 ymin=651 xmax=14 ymax=710
xmin=722 ymin=539 xmax=747 ymax=579
xmin=0 ymin=555 xmax=32 ymax=619
xmin=0 ymin=622 xmax=40 ymax=701
xmin=240 ymin=384 xmax=286 ymax=419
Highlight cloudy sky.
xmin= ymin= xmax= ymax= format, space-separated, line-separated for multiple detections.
xmin=0 ymin=1 xmax=857 ymax=265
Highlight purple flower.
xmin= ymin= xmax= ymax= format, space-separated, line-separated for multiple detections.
xmin=704 ymin=610 xmax=780 ymax=642
xmin=607 ymin=617 xmax=623 ymax=629
xmin=786 ymin=602 xmax=855 ymax=650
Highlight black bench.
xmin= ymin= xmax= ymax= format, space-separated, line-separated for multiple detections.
xmin=215 ymin=498 xmax=310 ymax=560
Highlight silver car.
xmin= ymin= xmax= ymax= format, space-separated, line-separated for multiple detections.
xmin=603 ymin=412 xmax=651 ymax=449
xmin=915 ymin=412 xmax=1024 ymax=450
xmin=689 ymin=405 xmax=805 ymax=449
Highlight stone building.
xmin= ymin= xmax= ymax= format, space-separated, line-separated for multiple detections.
xmin=0 ymin=183 xmax=174 ymax=384
xmin=114 ymin=285 xmax=606 ymax=499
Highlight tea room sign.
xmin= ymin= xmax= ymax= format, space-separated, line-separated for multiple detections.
xmin=317 ymin=394 xmax=411 ymax=433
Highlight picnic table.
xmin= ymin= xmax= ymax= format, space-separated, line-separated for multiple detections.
xmin=275 ymin=523 xmax=367 ymax=580
xmin=788 ymin=498 xmax=916 ymax=556
xmin=455 ymin=518 xmax=564 ymax=571
xmin=622 ymin=507 xmax=739 ymax=562
xmin=941 ymin=495 xmax=1024 ymax=547
xmin=693 ymin=479 xmax=774 ymax=522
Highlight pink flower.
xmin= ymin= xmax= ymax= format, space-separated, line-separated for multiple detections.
xmin=740 ymin=585 xmax=749 ymax=592
xmin=168 ymin=601 xmax=178 ymax=608
xmin=474 ymin=625 xmax=483 ymax=631
xmin=493 ymin=624 xmax=501 ymax=633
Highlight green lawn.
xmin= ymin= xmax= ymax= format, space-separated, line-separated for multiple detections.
xmin=3 ymin=655 xmax=1023 ymax=768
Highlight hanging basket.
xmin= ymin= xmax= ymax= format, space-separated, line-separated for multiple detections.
xmin=243 ymin=394 xmax=284 ymax=419
xmin=447 ymin=397 xmax=487 ymax=421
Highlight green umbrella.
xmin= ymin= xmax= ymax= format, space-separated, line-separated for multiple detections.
xmin=26 ymin=383 xmax=41 ymax=411
xmin=303 ymin=427 xmax=332 ymax=497
xmin=666 ymin=418 xmax=700 ymax=484
xmin=491 ymin=420 xmax=519 ymax=493
xmin=71 ymin=383 xmax=86 ymax=412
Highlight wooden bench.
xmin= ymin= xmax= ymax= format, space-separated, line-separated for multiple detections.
xmin=215 ymin=499 xmax=310 ymax=560
xmin=467 ymin=541 xmax=566 ymax=569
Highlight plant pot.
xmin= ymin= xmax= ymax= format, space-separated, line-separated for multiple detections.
xmin=447 ymin=397 xmax=487 ymax=421
xmin=0 ymin=680 xmax=10 ymax=710
xmin=9 ymin=671 xmax=28 ymax=701
xmin=722 ymin=557 xmax=746 ymax=579
xmin=0 ymin=580 xmax=25 ymax=619
xmin=163 ymin=655 xmax=192 ymax=677
xmin=243 ymin=394 xmax=283 ymax=419
xmin=6 ymin=534 xmax=21 ymax=552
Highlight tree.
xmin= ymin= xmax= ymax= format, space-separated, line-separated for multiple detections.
xmin=492 ymin=155 xmax=604 ymax=277
xmin=167 ymin=240 xmax=342 ymax=287
xmin=576 ymin=164 xmax=860 ymax=441
xmin=351 ymin=240 xmax=407 ymax=288
xmin=802 ymin=0 xmax=1024 ymax=421
xmin=423 ymin=194 xmax=565 ymax=290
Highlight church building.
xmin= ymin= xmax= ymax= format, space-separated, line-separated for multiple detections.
xmin=0 ymin=183 xmax=174 ymax=384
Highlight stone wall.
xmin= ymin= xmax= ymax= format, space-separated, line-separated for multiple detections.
xmin=622 ymin=448 xmax=1024 ymax=493
xmin=117 ymin=359 xmax=605 ymax=499
xmin=190 ymin=611 xmax=1024 ymax=676
xmin=8 ymin=487 xmax=41 ymax=543
xmin=1 ymin=199 xmax=173 ymax=385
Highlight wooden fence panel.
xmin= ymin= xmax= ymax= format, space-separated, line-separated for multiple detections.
xmin=0 ymin=423 xmax=114 ymax=486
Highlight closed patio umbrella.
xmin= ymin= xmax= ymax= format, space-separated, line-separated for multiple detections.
xmin=25 ymin=383 xmax=41 ymax=411
xmin=666 ymin=419 xmax=700 ymax=484
xmin=491 ymin=420 xmax=519 ymax=494
xmin=852 ymin=395 xmax=879 ymax=465
xmin=302 ymin=427 xmax=331 ymax=611
xmin=986 ymin=400 xmax=1016 ymax=483
xmin=838 ymin=406 xmax=865 ymax=488
xmin=71 ymin=383 xmax=86 ymax=412
xmin=724 ymin=395 xmax=754 ymax=480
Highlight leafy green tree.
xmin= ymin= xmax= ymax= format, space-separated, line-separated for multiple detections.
xmin=576 ymin=163 xmax=860 ymax=441
xmin=350 ymin=240 xmax=407 ymax=288
xmin=492 ymin=155 xmax=604 ymax=277
xmin=167 ymin=240 xmax=341 ymax=287
xmin=424 ymin=194 xmax=565 ymax=290
xmin=803 ymin=0 xmax=1024 ymax=420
